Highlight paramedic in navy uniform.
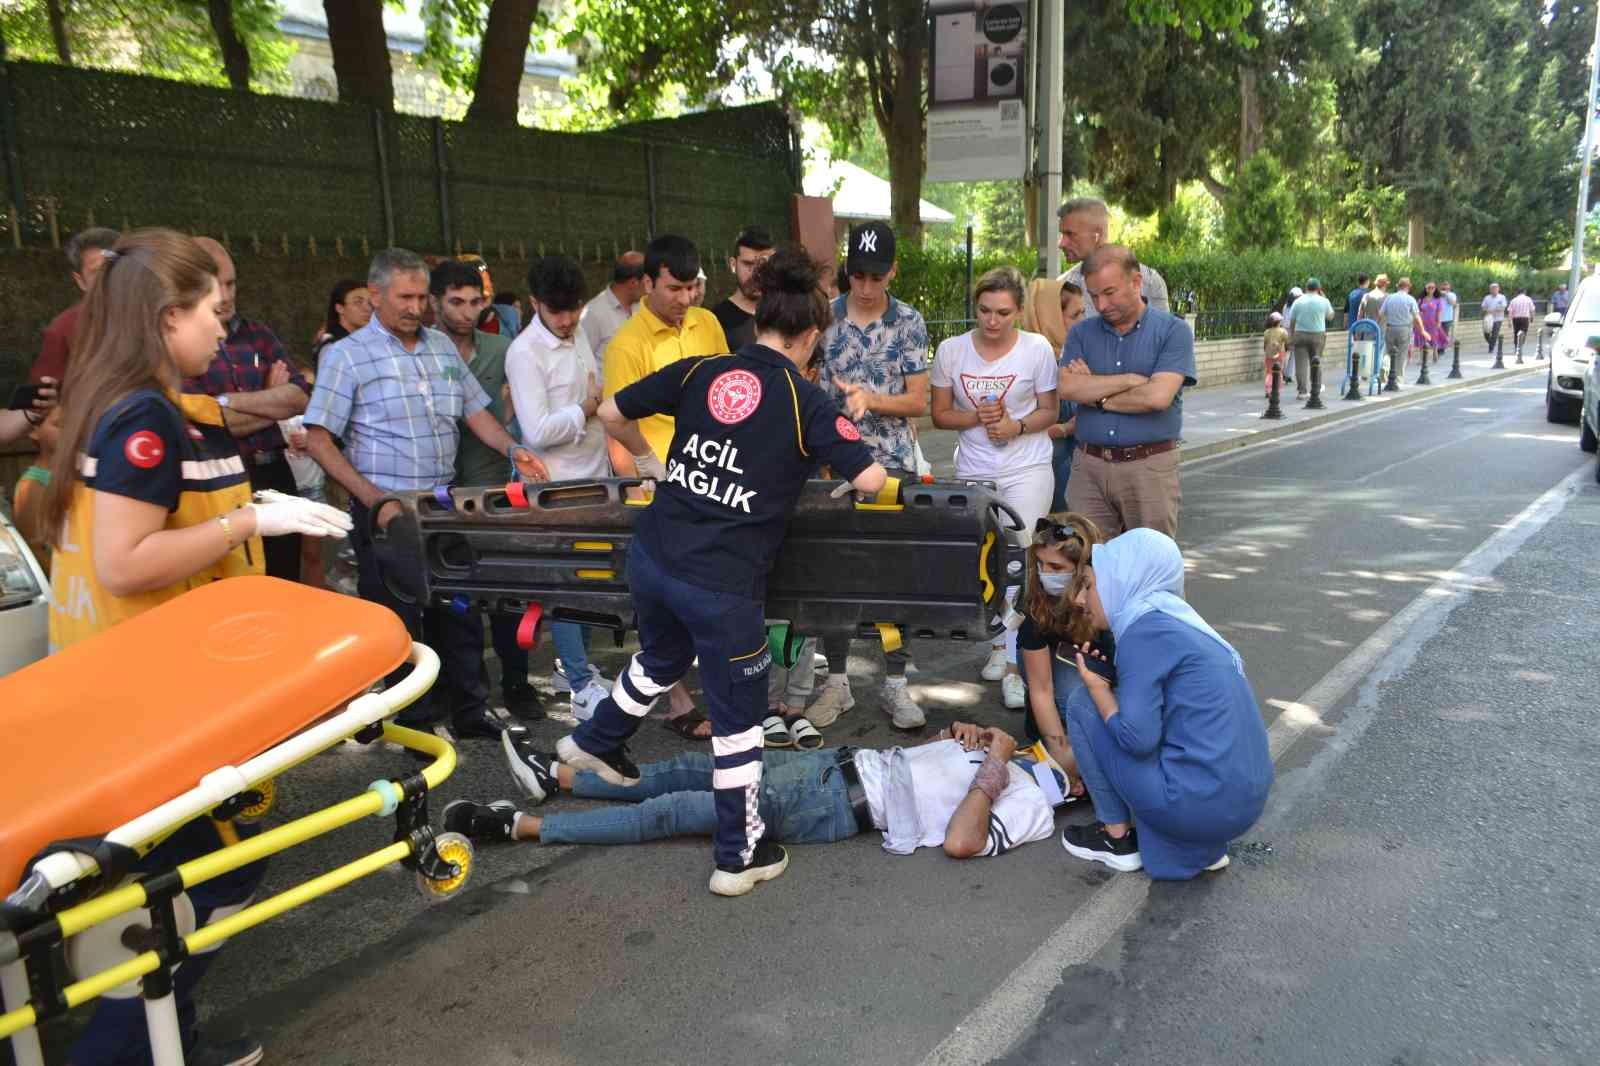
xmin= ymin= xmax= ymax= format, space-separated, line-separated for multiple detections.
xmin=553 ymin=247 xmax=888 ymax=896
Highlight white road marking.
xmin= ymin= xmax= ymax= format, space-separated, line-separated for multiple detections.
xmin=918 ymin=463 xmax=1590 ymax=1066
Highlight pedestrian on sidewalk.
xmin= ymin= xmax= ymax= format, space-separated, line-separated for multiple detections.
xmin=1438 ymin=280 xmax=1458 ymax=346
xmin=1359 ymin=274 xmax=1389 ymax=326
xmin=1276 ymin=286 xmax=1302 ymax=385
xmin=1056 ymin=245 xmax=1196 ymax=540
xmin=1416 ymin=282 xmax=1448 ymax=362
xmin=1286 ymin=277 xmax=1333 ymax=400
xmin=1058 ymin=529 xmax=1273 ymax=879
xmin=1508 ymin=287 xmax=1536 ymax=359
xmin=813 ymin=221 xmax=932 ymax=731
xmin=1551 ymin=282 xmax=1570 ymax=319
xmin=1378 ymin=278 xmax=1425 ymax=390
xmin=931 ymin=265 xmax=1060 ymax=710
xmin=1261 ymin=312 xmax=1289 ymax=397
xmin=1346 ymin=274 xmax=1370 ymax=328
xmin=1480 ymin=283 xmax=1508 ymax=355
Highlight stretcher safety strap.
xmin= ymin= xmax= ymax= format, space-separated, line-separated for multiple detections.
xmin=876 ymin=623 xmax=903 ymax=653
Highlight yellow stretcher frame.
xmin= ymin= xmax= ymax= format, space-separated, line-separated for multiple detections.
xmin=0 ymin=643 xmax=473 ymax=1066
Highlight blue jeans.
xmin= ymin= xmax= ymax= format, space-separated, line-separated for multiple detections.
xmin=573 ymin=540 xmax=771 ymax=869
xmin=1050 ymin=434 xmax=1075 ymax=514
xmin=69 ymin=820 xmax=267 ymax=1065
xmin=550 ymin=621 xmax=594 ymax=688
xmin=541 ymin=750 xmax=860 ymax=846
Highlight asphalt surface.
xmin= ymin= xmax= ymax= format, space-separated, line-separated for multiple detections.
xmin=16 ymin=367 xmax=1598 ymax=1065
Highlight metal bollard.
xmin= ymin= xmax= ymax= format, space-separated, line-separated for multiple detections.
xmin=1416 ymin=346 xmax=1432 ymax=386
xmin=1344 ymin=343 xmax=1364 ymax=401
xmin=1491 ymin=330 xmax=1505 ymax=369
xmin=1448 ymin=340 xmax=1463 ymax=379
xmin=1305 ymin=353 xmax=1325 ymax=409
xmin=1262 ymin=361 xmax=1284 ymax=420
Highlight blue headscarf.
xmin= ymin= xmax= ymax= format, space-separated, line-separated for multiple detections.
xmin=1090 ymin=529 xmax=1243 ymax=674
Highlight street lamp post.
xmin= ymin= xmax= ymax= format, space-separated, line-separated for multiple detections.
xmin=1570 ymin=2 xmax=1600 ymax=295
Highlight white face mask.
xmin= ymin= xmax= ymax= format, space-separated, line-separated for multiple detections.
xmin=1036 ymin=571 xmax=1070 ymax=597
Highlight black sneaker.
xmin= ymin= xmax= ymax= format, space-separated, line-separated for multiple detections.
xmin=189 ymin=1034 xmax=264 ymax=1066
xmin=501 ymin=730 xmax=559 ymax=803
xmin=442 ymin=799 xmax=519 ymax=843
xmin=502 ymin=682 xmax=545 ymax=722
xmin=709 ymin=839 xmax=789 ymax=897
xmin=555 ymin=734 xmax=639 ymax=787
xmin=1061 ymin=823 xmax=1142 ymax=872
xmin=450 ymin=705 xmax=513 ymax=741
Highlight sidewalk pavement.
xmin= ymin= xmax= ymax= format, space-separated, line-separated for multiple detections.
xmin=914 ymin=345 xmax=1542 ymax=474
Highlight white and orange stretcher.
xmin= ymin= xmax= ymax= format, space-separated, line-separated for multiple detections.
xmin=0 ymin=577 xmax=473 ymax=1066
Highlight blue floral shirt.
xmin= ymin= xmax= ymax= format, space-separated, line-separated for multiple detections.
xmin=817 ymin=295 xmax=929 ymax=471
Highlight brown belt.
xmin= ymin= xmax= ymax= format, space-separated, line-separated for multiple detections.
xmin=1082 ymin=439 xmax=1177 ymax=463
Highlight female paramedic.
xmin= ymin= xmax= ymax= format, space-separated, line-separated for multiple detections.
xmin=35 ymin=228 xmax=350 ymax=1065
xmin=1060 ymin=528 xmax=1273 ymax=879
xmin=555 ymin=246 xmax=887 ymax=897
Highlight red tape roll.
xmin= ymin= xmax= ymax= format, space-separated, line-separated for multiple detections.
xmin=505 ymin=481 xmax=528 ymax=508
xmin=516 ymin=603 xmax=543 ymax=650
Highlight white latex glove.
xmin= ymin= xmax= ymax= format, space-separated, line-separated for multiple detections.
xmin=632 ymin=453 xmax=667 ymax=481
xmin=251 ymin=489 xmax=354 ymax=538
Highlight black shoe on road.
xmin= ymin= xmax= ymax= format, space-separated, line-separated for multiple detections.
xmin=502 ymin=682 xmax=545 ymax=721
xmin=451 ymin=705 xmax=514 ymax=741
xmin=443 ymin=799 xmax=519 ymax=843
xmin=1061 ymin=823 xmax=1143 ymax=872
xmin=502 ymin=730 xmax=560 ymax=802
xmin=189 ymin=1034 xmax=264 ymax=1066
xmin=556 ymin=734 xmax=639 ymax=786
xmin=709 ymin=840 xmax=790 ymax=897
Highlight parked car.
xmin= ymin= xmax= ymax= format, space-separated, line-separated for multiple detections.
xmin=0 ymin=506 xmax=49 ymax=676
xmin=1547 ymin=280 xmax=1599 ymax=423
xmin=1583 ymin=342 xmax=1600 ymax=482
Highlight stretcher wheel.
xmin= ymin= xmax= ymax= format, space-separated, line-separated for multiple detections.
xmin=235 ymin=778 xmax=277 ymax=823
xmin=416 ymin=831 xmax=474 ymax=901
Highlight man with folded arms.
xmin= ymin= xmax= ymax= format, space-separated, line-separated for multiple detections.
xmin=1056 ymin=244 xmax=1196 ymax=538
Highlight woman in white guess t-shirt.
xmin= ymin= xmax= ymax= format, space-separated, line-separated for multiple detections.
xmin=931 ymin=266 xmax=1060 ymax=709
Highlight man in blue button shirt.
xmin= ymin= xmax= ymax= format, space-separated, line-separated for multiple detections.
xmin=1056 ymin=245 xmax=1196 ymax=538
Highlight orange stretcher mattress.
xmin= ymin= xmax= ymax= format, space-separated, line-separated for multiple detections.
xmin=0 ymin=577 xmax=412 ymax=894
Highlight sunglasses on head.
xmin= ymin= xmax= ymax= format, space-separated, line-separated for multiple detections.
xmin=1033 ymin=518 xmax=1084 ymax=546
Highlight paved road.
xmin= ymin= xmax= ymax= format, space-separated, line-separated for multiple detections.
xmin=19 ymin=367 xmax=1596 ymax=1065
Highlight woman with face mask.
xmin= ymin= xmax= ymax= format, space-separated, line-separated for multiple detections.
xmin=1059 ymin=528 xmax=1273 ymax=879
xmin=1014 ymin=512 xmax=1110 ymax=798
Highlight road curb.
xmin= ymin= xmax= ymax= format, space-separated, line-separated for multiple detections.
xmin=1178 ymin=364 xmax=1542 ymax=464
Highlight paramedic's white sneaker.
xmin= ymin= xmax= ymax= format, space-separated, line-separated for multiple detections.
xmin=556 ymin=734 xmax=639 ymax=787
xmin=570 ymin=678 xmax=610 ymax=721
xmin=1203 ymin=853 xmax=1231 ymax=872
xmin=806 ymin=675 xmax=855 ymax=727
xmin=709 ymin=840 xmax=789 ymax=897
xmin=980 ymin=646 xmax=1008 ymax=681
xmin=1001 ymin=672 xmax=1027 ymax=710
xmin=882 ymin=677 xmax=925 ymax=731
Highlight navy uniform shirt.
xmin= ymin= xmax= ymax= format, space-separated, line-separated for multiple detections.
xmin=1065 ymin=307 xmax=1197 ymax=447
xmin=616 ymin=342 xmax=875 ymax=598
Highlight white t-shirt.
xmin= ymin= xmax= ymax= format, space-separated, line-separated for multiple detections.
xmin=930 ymin=330 xmax=1058 ymax=477
xmin=505 ymin=314 xmax=612 ymax=482
xmin=853 ymin=741 xmax=1055 ymax=857
xmin=1481 ymin=293 xmax=1508 ymax=322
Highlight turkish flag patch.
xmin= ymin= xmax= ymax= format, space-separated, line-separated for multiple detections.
xmin=835 ymin=416 xmax=861 ymax=441
xmin=123 ymin=430 xmax=166 ymax=469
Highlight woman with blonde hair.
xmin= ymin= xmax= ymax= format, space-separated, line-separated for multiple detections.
xmin=931 ymin=264 xmax=1060 ymax=709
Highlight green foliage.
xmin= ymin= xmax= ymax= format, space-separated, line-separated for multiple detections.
xmin=886 ymin=240 xmax=1540 ymax=326
xmin=0 ymin=0 xmax=293 ymax=91
xmin=1222 ymin=152 xmax=1295 ymax=251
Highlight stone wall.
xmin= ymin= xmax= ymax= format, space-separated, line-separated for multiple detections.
xmin=1192 ymin=327 xmax=1352 ymax=389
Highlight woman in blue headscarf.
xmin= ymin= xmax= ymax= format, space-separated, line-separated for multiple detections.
xmin=1058 ymin=528 xmax=1272 ymax=879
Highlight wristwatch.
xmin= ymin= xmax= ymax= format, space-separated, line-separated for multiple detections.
xmin=216 ymin=394 xmax=231 ymax=409
xmin=1094 ymin=398 xmax=1106 ymax=411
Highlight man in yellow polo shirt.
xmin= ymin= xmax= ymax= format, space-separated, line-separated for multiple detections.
xmin=601 ymin=233 xmax=729 ymax=739
xmin=604 ymin=234 xmax=729 ymax=476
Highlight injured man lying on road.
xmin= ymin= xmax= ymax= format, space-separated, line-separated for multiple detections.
xmin=444 ymin=722 xmax=1080 ymax=875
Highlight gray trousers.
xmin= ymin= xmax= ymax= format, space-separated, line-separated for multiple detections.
xmin=1291 ymin=332 xmax=1326 ymax=395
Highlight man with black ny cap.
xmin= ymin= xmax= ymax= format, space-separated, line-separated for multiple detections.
xmin=712 ymin=226 xmax=777 ymax=349
xmin=813 ymin=220 xmax=931 ymax=732
xmin=555 ymin=247 xmax=888 ymax=896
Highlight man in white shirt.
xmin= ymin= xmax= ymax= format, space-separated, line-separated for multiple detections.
xmin=579 ymin=250 xmax=646 ymax=372
xmin=1057 ymin=196 xmax=1169 ymax=316
xmin=1480 ymin=283 xmax=1509 ymax=357
xmin=450 ymin=721 xmax=1071 ymax=861
xmin=506 ymin=254 xmax=613 ymax=716
xmin=1507 ymin=287 xmax=1537 ymax=361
